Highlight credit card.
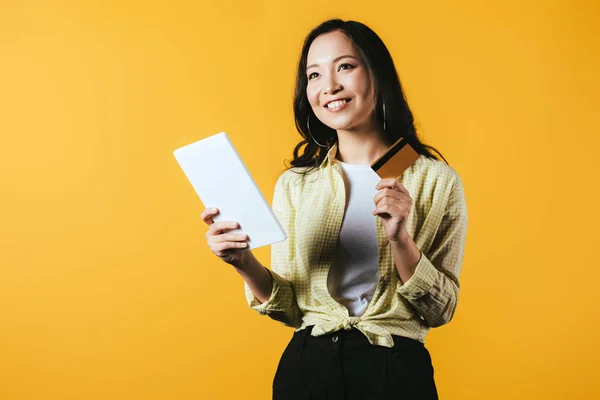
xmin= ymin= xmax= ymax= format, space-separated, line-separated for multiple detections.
xmin=370 ymin=137 xmax=420 ymax=179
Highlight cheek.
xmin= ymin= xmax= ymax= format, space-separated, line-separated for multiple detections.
xmin=358 ymin=79 xmax=373 ymax=101
xmin=348 ymin=70 xmax=372 ymax=99
xmin=306 ymin=85 xmax=319 ymax=107
xmin=354 ymin=82 xmax=375 ymax=117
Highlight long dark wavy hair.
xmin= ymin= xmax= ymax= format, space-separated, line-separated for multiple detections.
xmin=287 ymin=19 xmax=448 ymax=175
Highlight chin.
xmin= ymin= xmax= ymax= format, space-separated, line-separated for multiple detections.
xmin=330 ymin=123 xmax=359 ymax=132
xmin=320 ymin=118 xmax=354 ymax=131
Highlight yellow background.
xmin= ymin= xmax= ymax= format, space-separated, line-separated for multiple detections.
xmin=1 ymin=0 xmax=599 ymax=399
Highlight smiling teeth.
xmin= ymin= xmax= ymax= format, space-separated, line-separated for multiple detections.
xmin=326 ymin=100 xmax=348 ymax=109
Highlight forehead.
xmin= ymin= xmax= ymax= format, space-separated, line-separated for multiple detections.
xmin=307 ymin=30 xmax=358 ymax=65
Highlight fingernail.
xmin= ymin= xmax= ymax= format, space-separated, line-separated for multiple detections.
xmin=230 ymin=222 xmax=237 ymax=227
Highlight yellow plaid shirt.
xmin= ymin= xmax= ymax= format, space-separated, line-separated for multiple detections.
xmin=245 ymin=143 xmax=468 ymax=348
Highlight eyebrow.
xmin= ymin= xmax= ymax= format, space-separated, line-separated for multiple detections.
xmin=306 ymin=55 xmax=358 ymax=71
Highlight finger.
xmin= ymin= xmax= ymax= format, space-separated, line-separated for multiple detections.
xmin=373 ymin=188 xmax=406 ymax=204
xmin=375 ymin=179 xmax=409 ymax=195
xmin=372 ymin=203 xmax=402 ymax=216
xmin=207 ymin=221 xmax=239 ymax=237
xmin=215 ymin=241 xmax=249 ymax=254
xmin=213 ymin=233 xmax=249 ymax=243
xmin=373 ymin=196 xmax=404 ymax=209
xmin=375 ymin=178 xmax=397 ymax=189
xmin=200 ymin=207 xmax=219 ymax=225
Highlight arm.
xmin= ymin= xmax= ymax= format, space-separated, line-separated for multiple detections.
xmin=234 ymin=251 xmax=272 ymax=303
xmin=395 ymin=174 xmax=468 ymax=327
xmin=243 ymin=173 xmax=303 ymax=328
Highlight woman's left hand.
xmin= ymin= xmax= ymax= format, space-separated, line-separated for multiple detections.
xmin=372 ymin=178 xmax=413 ymax=242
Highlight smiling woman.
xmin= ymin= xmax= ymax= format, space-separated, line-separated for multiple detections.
xmin=291 ymin=19 xmax=448 ymax=172
xmin=201 ymin=18 xmax=468 ymax=400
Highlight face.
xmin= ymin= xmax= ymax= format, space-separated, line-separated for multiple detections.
xmin=305 ymin=30 xmax=376 ymax=133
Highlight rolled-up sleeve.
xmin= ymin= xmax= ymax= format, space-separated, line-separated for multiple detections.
xmin=244 ymin=173 xmax=303 ymax=328
xmin=397 ymin=173 xmax=468 ymax=327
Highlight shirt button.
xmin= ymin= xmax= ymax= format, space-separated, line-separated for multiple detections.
xmin=332 ymin=335 xmax=339 ymax=343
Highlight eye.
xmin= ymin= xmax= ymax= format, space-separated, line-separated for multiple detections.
xmin=308 ymin=72 xmax=319 ymax=80
xmin=338 ymin=63 xmax=355 ymax=71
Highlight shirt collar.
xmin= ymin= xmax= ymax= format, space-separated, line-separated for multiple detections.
xmin=319 ymin=142 xmax=339 ymax=169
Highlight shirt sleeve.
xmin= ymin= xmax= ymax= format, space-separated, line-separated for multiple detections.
xmin=244 ymin=172 xmax=303 ymax=328
xmin=396 ymin=173 xmax=468 ymax=327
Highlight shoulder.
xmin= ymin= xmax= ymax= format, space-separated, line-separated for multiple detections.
xmin=401 ymin=155 xmax=467 ymax=222
xmin=275 ymin=166 xmax=319 ymax=190
xmin=272 ymin=167 xmax=318 ymax=210
xmin=409 ymin=155 xmax=462 ymax=190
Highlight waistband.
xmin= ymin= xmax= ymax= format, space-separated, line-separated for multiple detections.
xmin=292 ymin=325 xmax=424 ymax=350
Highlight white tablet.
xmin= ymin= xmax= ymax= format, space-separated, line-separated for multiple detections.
xmin=173 ymin=132 xmax=287 ymax=250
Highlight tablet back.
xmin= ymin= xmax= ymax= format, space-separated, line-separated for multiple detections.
xmin=174 ymin=132 xmax=287 ymax=250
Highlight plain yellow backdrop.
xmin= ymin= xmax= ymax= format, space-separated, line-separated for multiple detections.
xmin=1 ymin=0 xmax=599 ymax=399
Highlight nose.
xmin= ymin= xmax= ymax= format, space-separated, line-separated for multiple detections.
xmin=323 ymin=75 xmax=342 ymax=95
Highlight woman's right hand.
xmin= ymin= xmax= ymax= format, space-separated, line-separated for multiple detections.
xmin=201 ymin=207 xmax=250 ymax=267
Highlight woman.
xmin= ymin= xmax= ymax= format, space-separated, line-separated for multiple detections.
xmin=201 ymin=19 xmax=468 ymax=400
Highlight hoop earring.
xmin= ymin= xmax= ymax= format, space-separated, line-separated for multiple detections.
xmin=307 ymin=115 xmax=328 ymax=148
xmin=383 ymin=104 xmax=387 ymax=132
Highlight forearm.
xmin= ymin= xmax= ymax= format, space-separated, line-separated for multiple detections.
xmin=393 ymin=175 xmax=467 ymax=327
xmin=393 ymin=233 xmax=460 ymax=327
xmin=235 ymin=251 xmax=273 ymax=304
xmin=391 ymin=232 xmax=422 ymax=284
xmin=241 ymin=251 xmax=304 ymax=328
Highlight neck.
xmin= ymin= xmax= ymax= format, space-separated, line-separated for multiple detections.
xmin=335 ymin=127 xmax=391 ymax=165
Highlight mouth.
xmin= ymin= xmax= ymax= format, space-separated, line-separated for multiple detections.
xmin=324 ymin=98 xmax=351 ymax=110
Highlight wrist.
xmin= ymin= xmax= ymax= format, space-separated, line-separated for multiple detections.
xmin=391 ymin=230 xmax=412 ymax=247
xmin=231 ymin=250 xmax=254 ymax=270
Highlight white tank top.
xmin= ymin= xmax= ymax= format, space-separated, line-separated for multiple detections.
xmin=326 ymin=161 xmax=381 ymax=317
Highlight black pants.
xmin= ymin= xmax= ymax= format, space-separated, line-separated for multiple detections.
xmin=273 ymin=326 xmax=438 ymax=400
